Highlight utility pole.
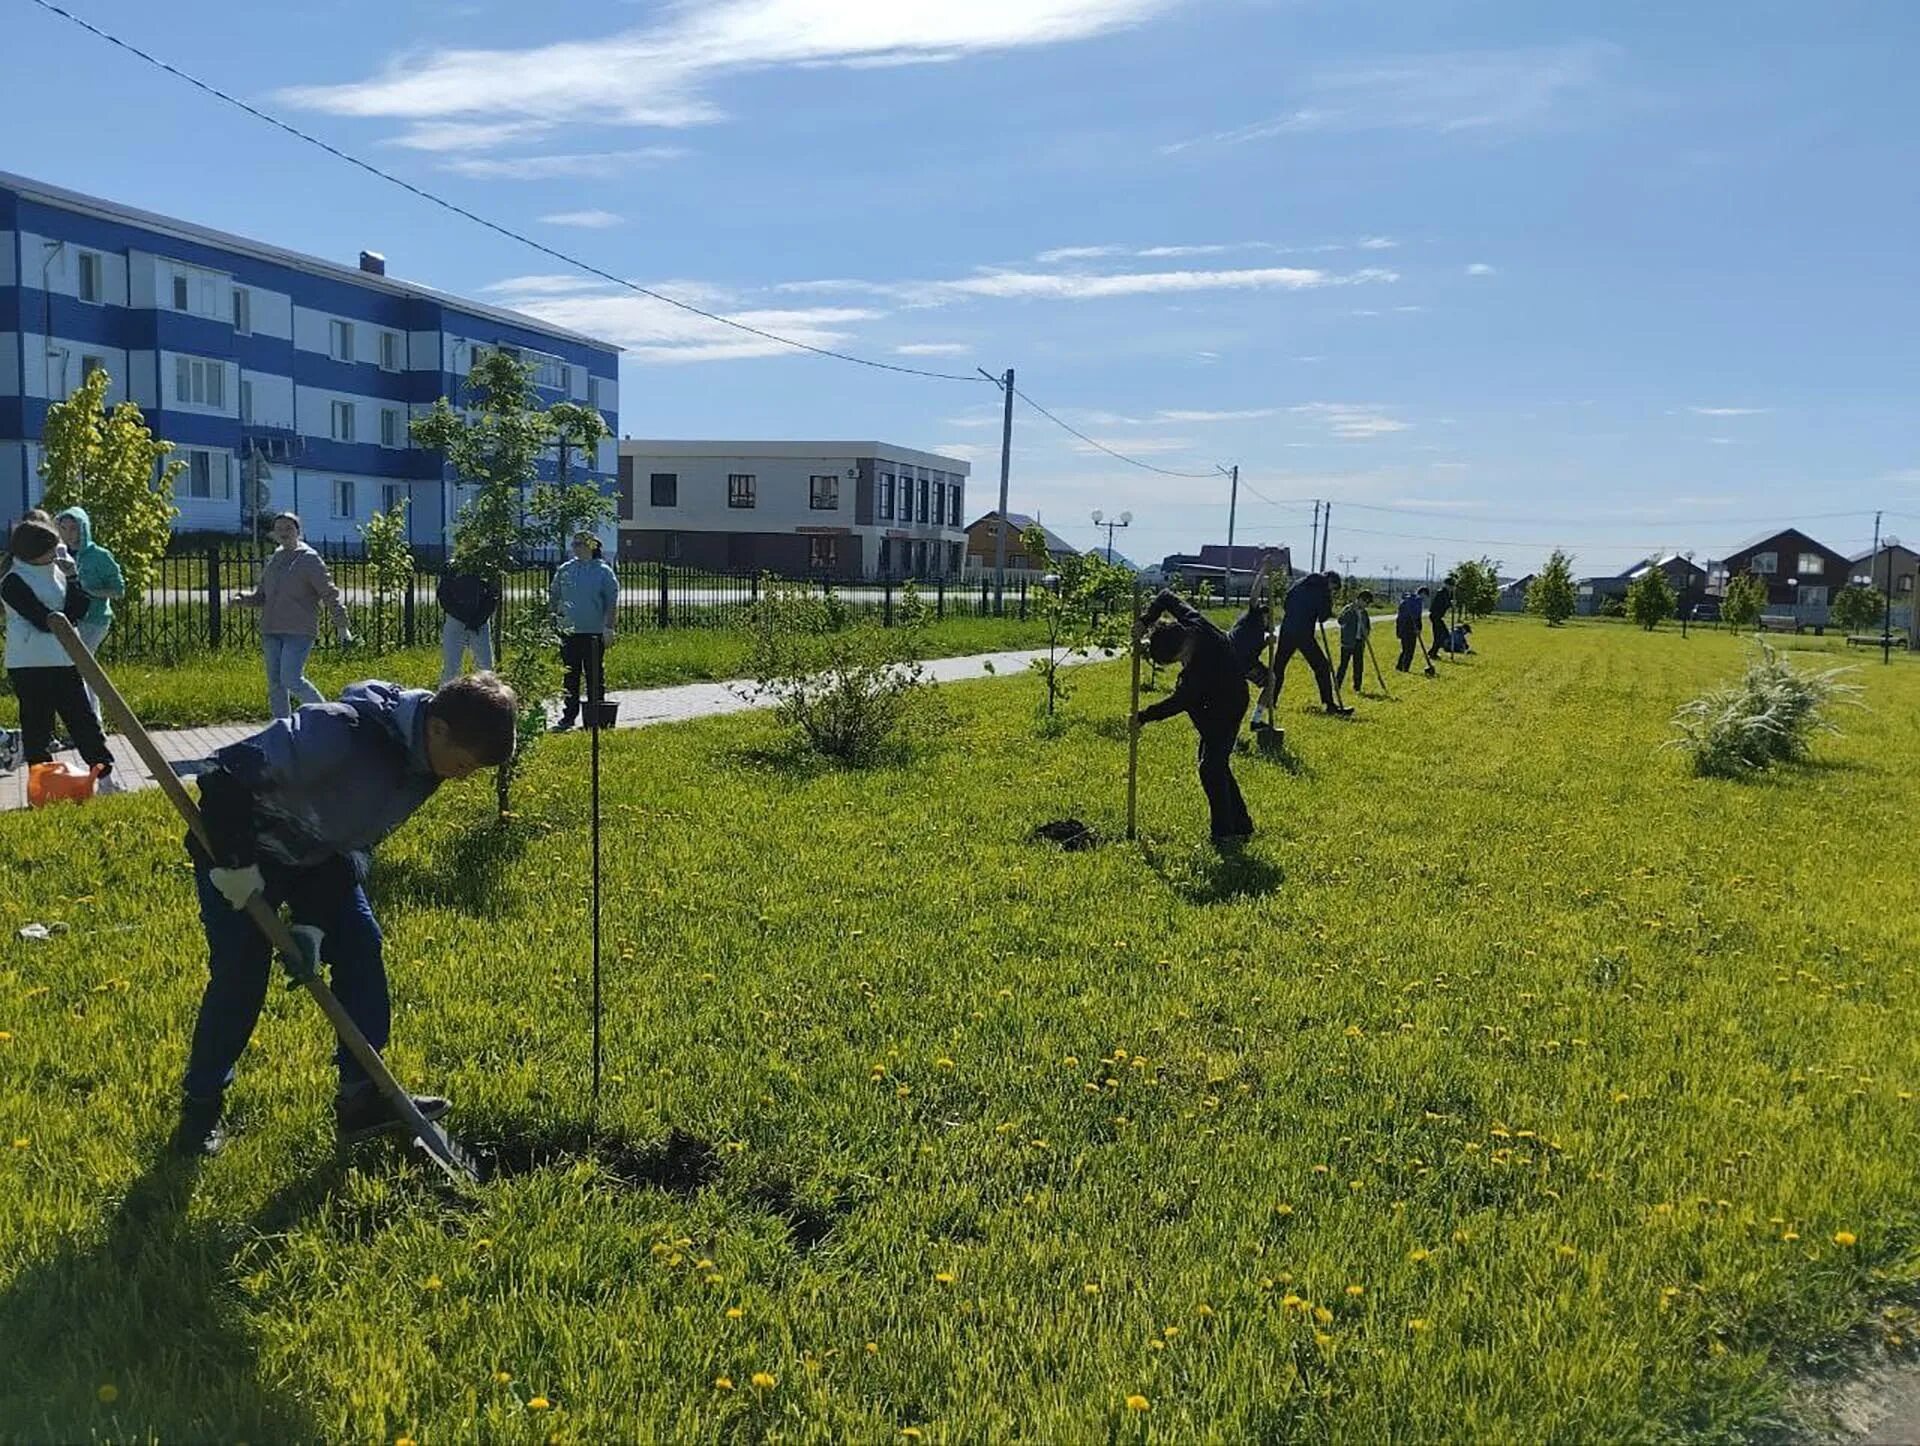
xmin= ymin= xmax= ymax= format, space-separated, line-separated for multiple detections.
xmin=1309 ymin=501 xmax=1321 ymax=583
xmin=1875 ymin=510 xmax=1894 ymax=665
xmin=981 ymin=367 xmax=1015 ymax=615
xmin=1218 ymin=464 xmax=1240 ymax=603
xmin=1319 ymin=502 xmax=1331 ymax=572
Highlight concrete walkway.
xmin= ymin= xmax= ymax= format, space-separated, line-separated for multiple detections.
xmin=1 ymin=646 xmax=1098 ymax=813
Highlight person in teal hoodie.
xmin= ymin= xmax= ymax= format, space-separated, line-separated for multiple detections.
xmin=547 ymin=532 xmax=619 ymax=731
xmin=54 ymin=506 xmax=125 ymax=659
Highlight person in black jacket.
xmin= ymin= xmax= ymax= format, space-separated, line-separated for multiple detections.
xmin=1253 ymin=570 xmax=1352 ymax=722
xmin=1429 ymin=575 xmax=1455 ymax=660
xmin=1134 ymin=567 xmax=1272 ymax=846
xmin=437 ymin=562 xmax=500 ymax=684
xmin=1395 ymin=588 xmax=1432 ymax=672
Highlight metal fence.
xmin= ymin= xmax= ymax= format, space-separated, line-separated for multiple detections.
xmin=94 ymin=539 xmax=1033 ymax=663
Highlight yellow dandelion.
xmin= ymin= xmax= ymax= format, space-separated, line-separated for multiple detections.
xmin=1084 ymin=1282 xmax=1100 ymax=1295
xmin=1835 ymin=1231 xmax=1859 ymax=1247
xmin=1162 ymin=1325 xmax=1180 ymax=1339
xmin=1556 ymin=1244 xmax=1577 ymax=1259
xmin=1126 ymin=1394 xmax=1151 ymax=1412
xmin=395 ymin=1437 xmax=415 ymax=1446
xmin=1196 ymin=1302 xmax=1214 ymax=1318
xmin=528 ymin=1396 xmax=551 ymax=1410
xmin=901 ymin=1430 xmax=924 ymax=1441
xmin=751 ymin=1372 xmax=777 ymax=1390
xmin=866 ymin=1342 xmax=880 ymax=1355
xmin=423 ymin=1275 xmax=444 ymax=1291
xmin=934 ymin=1271 xmax=956 ymax=1285
xmin=726 ymin=1307 xmax=744 ymax=1320
xmin=1782 ymin=1231 xmax=1800 ymax=1242
xmin=1410 ymin=1248 xmax=1431 ymax=1263
xmin=0 ymin=1032 xmax=12 ymax=1042
xmin=11 ymin=1138 xmax=27 ymax=1150
xmin=494 ymin=1371 xmax=513 ymax=1385
xmin=1275 ymin=1202 xmax=1294 ymax=1216
xmin=1313 ymin=1306 xmax=1334 ymax=1325
xmin=1314 ymin=1331 xmax=1334 ymax=1348
xmin=1345 ymin=1284 xmax=1364 ymax=1298
xmin=696 ymin=1258 xmax=715 ymax=1271
xmin=1407 ymin=1319 xmax=1431 ymax=1333
xmin=714 ymin=1376 xmax=733 ymax=1391
xmin=936 ymin=1057 xmax=956 ymax=1070
xmin=97 ymin=1384 xmax=119 ymax=1404
xmin=475 ymin=1237 xmax=494 ymax=1249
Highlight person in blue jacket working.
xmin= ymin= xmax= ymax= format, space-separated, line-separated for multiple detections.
xmin=549 ymin=532 xmax=620 ymax=732
xmin=175 ymin=671 xmax=518 ymax=1156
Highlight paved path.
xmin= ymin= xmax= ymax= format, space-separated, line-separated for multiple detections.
xmin=1 ymin=646 xmax=1097 ymax=813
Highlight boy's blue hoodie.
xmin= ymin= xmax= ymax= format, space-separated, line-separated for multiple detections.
xmin=53 ymin=507 xmax=124 ymax=625
xmin=549 ymin=555 xmax=619 ymax=635
xmin=194 ymin=681 xmax=440 ymax=875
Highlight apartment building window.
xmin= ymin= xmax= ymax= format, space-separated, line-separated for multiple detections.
xmin=232 ymin=287 xmax=252 ymax=335
xmin=878 ymin=474 xmax=894 ymax=520
xmin=380 ymin=331 xmax=402 ymax=372
xmin=650 ymin=473 xmax=678 ymax=507
xmin=1900 ymin=574 xmax=1914 ymax=595
xmin=1800 ymin=585 xmax=1828 ymax=608
xmin=588 ymin=376 xmax=603 ymax=410
xmin=1797 ymin=552 xmax=1825 ymax=576
xmin=77 ymin=252 xmax=103 ymax=304
xmin=331 ymin=400 xmax=356 ymax=442
xmin=809 ymin=535 xmax=838 ymax=570
xmin=618 ymin=456 xmax=634 ymax=520
xmin=728 ymin=473 xmax=757 ymax=508
xmin=949 ymin=487 xmax=962 ymax=527
xmin=380 ymin=407 xmax=403 ymax=448
xmin=238 ymin=379 xmax=253 ymax=423
xmin=918 ymin=476 xmax=930 ymax=521
xmin=1751 ymin=551 xmax=1778 ymax=575
xmin=172 ymin=274 xmax=190 ymax=311
xmin=185 ymin=449 xmax=230 ymax=500
xmin=809 ymin=474 xmax=840 ymax=510
xmin=382 ymin=483 xmax=404 ymax=516
xmin=932 ymin=481 xmax=945 ymax=527
xmin=174 ymin=356 xmax=225 ymax=408
xmin=81 ymin=355 xmax=105 ymax=385
xmin=330 ymin=320 xmax=355 ymax=363
xmin=332 ymin=479 xmax=356 ymax=519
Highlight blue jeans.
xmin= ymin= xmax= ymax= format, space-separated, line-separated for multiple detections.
xmin=77 ymin=617 xmax=109 ymax=714
xmin=263 ymin=632 xmax=324 ymax=720
xmin=186 ymin=856 xmax=390 ymax=1099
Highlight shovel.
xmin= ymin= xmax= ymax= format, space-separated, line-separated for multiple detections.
xmin=48 ymin=614 xmax=481 ymax=1186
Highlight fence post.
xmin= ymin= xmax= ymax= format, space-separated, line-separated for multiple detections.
xmin=657 ymin=561 xmax=671 ymax=628
xmin=207 ymin=546 xmax=223 ymax=650
xmin=981 ymin=577 xmax=989 ymax=616
xmin=937 ymin=577 xmax=945 ymax=620
xmin=1018 ymin=579 xmax=1028 ymax=621
xmin=403 ymin=572 xmax=417 ymax=649
xmin=884 ymin=579 xmax=894 ymax=627
xmin=750 ymin=571 xmax=760 ymax=604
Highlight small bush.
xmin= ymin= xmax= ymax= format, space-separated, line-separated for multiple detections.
xmin=741 ymin=578 xmax=934 ymax=765
xmin=1666 ymin=643 xmax=1862 ymax=777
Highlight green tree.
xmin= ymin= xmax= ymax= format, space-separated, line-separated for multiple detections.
xmin=358 ymin=501 xmax=414 ymax=655
xmin=1527 ymin=549 xmax=1578 ymax=626
xmin=1830 ymin=584 xmax=1884 ymax=632
xmin=1626 ymin=561 xmax=1677 ymax=631
xmin=1021 ymin=524 xmax=1134 ymax=724
xmin=1722 ymin=573 xmax=1769 ymax=629
xmin=1450 ymin=557 xmax=1502 ymax=618
xmin=37 ymin=365 xmax=182 ymax=602
xmin=527 ymin=399 xmax=614 ymax=558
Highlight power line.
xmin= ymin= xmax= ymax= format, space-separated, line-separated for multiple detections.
xmin=1008 ymin=387 xmax=1221 ymax=478
xmin=24 ymin=0 xmax=986 ymax=385
xmin=1329 ymin=498 xmax=1882 ymax=529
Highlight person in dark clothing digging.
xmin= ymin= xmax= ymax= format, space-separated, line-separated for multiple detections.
xmin=1429 ymin=575 xmax=1455 ymax=660
xmin=1395 ymin=587 xmax=1433 ymax=673
xmin=1134 ymin=566 xmax=1273 ymax=847
xmin=1251 ymin=569 xmax=1354 ymax=723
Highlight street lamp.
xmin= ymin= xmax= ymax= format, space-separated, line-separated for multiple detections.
xmin=1091 ymin=509 xmax=1133 ymax=566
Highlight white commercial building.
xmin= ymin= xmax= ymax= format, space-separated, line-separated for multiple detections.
xmin=617 ymin=440 xmax=970 ymax=580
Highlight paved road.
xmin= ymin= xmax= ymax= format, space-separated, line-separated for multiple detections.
xmin=1 ymin=645 xmax=1103 ymax=813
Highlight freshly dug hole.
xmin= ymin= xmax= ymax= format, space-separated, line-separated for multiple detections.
xmin=1030 ymin=817 xmax=1100 ymax=851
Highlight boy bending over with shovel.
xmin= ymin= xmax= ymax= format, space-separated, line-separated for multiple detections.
xmin=174 ymin=672 xmax=517 ymax=1156
xmin=1134 ymin=565 xmax=1272 ymax=849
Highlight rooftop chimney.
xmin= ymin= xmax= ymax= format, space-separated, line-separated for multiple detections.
xmin=359 ymin=250 xmax=386 ymax=276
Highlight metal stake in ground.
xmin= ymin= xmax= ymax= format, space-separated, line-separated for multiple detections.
xmin=1127 ymin=586 xmax=1143 ymax=841
xmin=1365 ymin=632 xmax=1393 ymax=700
xmin=589 ymin=631 xmax=606 ymax=1107
xmin=47 ymin=614 xmax=480 ymax=1186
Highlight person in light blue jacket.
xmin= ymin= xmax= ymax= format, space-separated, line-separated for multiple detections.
xmin=548 ymin=532 xmax=619 ymax=731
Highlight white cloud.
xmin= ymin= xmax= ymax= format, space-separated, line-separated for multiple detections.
xmin=1292 ymin=402 xmax=1411 ymax=439
xmin=484 ymin=278 xmax=883 ymax=364
xmin=1156 ymin=408 xmax=1277 ymax=422
xmin=539 ymin=209 xmax=625 ymax=229
xmin=1688 ymin=406 xmax=1769 ymax=416
xmin=1358 ymin=236 xmax=1398 ymax=249
xmin=1465 ymin=262 xmax=1496 ymax=276
xmin=894 ymin=342 xmax=971 ymax=356
xmin=383 ymin=119 xmax=553 ymax=151
xmin=1036 ymin=245 xmax=1128 ymax=262
xmin=478 ymin=274 xmax=611 ymax=297
xmin=783 ymin=264 xmax=1397 ymax=306
xmin=1163 ymin=42 xmax=1616 ymax=153
xmin=441 ymin=148 xmax=685 ymax=180
xmin=282 ymin=0 xmax=1178 ymax=142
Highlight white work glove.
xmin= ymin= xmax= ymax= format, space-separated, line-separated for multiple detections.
xmin=209 ymin=864 xmax=264 ymax=910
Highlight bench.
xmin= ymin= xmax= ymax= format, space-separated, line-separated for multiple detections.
xmin=1847 ymin=633 xmax=1910 ymax=650
xmin=1757 ymin=615 xmax=1801 ymax=633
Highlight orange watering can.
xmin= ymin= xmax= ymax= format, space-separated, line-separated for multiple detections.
xmin=26 ymin=760 xmax=101 ymax=808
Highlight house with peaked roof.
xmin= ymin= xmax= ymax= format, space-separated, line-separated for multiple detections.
xmin=963 ymin=510 xmax=1080 ymax=578
xmin=1849 ymin=542 xmax=1918 ymax=601
xmin=1718 ymin=527 xmax=1854 ymax=613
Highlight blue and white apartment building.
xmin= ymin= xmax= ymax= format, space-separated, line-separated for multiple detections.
xmin=0 ymin=170 xmax=620 ymax=551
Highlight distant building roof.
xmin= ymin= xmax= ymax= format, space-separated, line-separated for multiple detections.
xmin=966 ymin=510 xmax=1079 ymax=559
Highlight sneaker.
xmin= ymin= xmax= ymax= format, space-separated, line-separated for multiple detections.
xmin=0 ymin=732 xmax=18 ymax=773
xmin=96 ymin=769 xmax=128 ymax=796
xmin=172 ymin=1092 xmax=227 ymax=1157
xmin=1328 ymin=704 xmax=1355 ymax=717
xmin=335 ymin=1089 xmax=452 ymax=1145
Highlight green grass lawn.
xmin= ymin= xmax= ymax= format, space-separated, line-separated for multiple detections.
xmin=0 ymin=614 xmax=1052 ymax=730
xmin=2 ymin=617 xmax=1917 ymax=1440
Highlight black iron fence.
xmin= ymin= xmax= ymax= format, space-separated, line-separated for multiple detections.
xmin=93 ymin=539 xmax=1032 ymax=663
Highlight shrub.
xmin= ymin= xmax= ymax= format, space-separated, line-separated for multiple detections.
xmin=1528 ymin=550 xmax=1578 ymax=625
xmin=1830 ymin=584 xmax=1885 ymax=632
xmin=1722 ymin=574 xmax=1768 ymax=629
xmin=1666 ymin=643 xmax=1861 ymax=777
xmin=742 ymin=578 xmax=933 ymax=765
xmin=1450 ymin=558 xmax=1501 ymax=619
xmin=1626 ymin=563 xmax=1676 ymax=631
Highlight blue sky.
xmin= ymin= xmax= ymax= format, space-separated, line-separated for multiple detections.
xmin=7 ymin=0 xmax=1919 ymax=576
